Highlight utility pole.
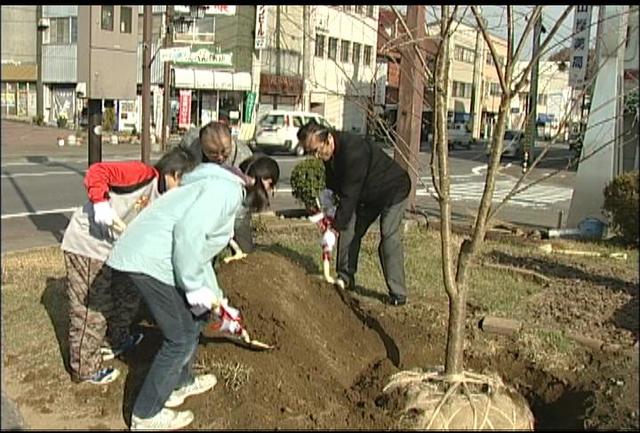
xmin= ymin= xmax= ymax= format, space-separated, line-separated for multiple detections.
xmin=301 ymin=6 xmax=312 ymax=112
xmin=524 ymin=14 xmax=543 ymax=173
xmin=161 ymin=5 xmax=174 ymax=151
xmin=395 ymin=5 xmax=425 ymax=211
xmin=36 ymin=5 xmax=44 ymax=121
xmin=524 ymin=15 xmax=547 ymax=171
xmin=275 ymin=6 xmax=281 ymax=109
xmin=469 ymin=8 xmax=484 ymax=140
xmin=141 ymin=5 xmax=152 ymax=164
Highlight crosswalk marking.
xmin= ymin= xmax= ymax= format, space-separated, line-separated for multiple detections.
xmin=420 ymin=179 xmax=573 ymax=208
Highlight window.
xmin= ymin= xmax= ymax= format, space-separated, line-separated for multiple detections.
xmin=486 ymin=55 xmax=505 ymax=67
xmin=454 ymin=44 xmax=474 ymax=63
xmin=341 ymin=40 xmax=350 ymax=63
xmin=259 ymin=114 xmax=285 ymax=128
xmin=293 ymin=116 xmax=304 ymax=127
xmin=489 ymin=82 xmax=501 ymax=96
xmin=452 ymin=81 xmax=472 ymax=98
xmin=46 ymin=18 xmax=72 ymax=44
xmin=328 ymin=37 xmax=338 ymax=60
xmin=71 ymin=17 xmax=77 ymax=42
xmin=363 ymin=45 xmax=372 ymax=65
xmin=343 ymin=6 xmax=351 ymax=13
xmin=315 ymin=34 xmax=325 ymax=57
xmin=120 ymin=6 xmax=132 ymax=33
xmin=366 ymin=6 xmax=374 ymax=18
xmin=352 ymin=42 xmax=361 ymax=64
xmin=355 ymin=5 xmax=364 ymax=14
xmin=101 ymin=6 xmax=114 ymax=31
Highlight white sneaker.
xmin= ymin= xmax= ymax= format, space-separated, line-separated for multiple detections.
xmin=164 ymin=374 xmax=217 ymax=408
xmin=130 ymin=408 xmax=194 ymax=430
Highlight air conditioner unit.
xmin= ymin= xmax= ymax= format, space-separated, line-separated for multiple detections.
xmin=315 ymin=15 xmax=328 ymax=32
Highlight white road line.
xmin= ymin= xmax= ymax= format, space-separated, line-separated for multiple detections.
xmin=1 ymin=207 xmax=78 ymax=219
xmin=423 ymin=180 xmax=573 ymax=208
xmin=1 ymin=170 xmax=82 ymax=179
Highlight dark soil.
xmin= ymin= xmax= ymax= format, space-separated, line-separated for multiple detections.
xmin=3 ymin=246 xmax=638 ymax=430
xmin=117 ymin=251 xmax=638 ymax=430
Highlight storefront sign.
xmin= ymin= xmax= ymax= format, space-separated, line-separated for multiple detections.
xmin=174 ymin=5 xmax=236 ymax=16
xmin=255 ymin=5 xmax=269 ymax=50
xmin=178 ymin=90 xmax=192 ymax=128
xmin=173 ymin=47 xmax=233 ymax=68
xmin=568 ymin=5 xmax=593 ymax=89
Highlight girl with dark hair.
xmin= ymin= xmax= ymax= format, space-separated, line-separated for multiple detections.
xmin=106 ymin=157 xmax=279 ymax=430
xmin=60 ymin=147 xmax=198 ymax=385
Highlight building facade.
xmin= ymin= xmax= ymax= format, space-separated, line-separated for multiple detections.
xmin=310 ymin=5 xmax=379 ymax=133
xmin=1 ymin=5 xmax=37 ymax=120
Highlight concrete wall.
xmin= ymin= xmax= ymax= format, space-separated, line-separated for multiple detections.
xmin=1 ymin=6 xmax=37 ymax=64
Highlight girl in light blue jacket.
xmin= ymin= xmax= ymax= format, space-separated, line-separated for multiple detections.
xmin=107 ymin=147 xmax=279 ymax=430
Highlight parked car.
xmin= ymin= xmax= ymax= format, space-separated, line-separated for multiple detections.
xmin=447 ymin=123 xmax=473 ymax=149
xmin=251 ymin=110 xmax=332 ymax=156
xmin=485 ymin=129 xmax=545 ymax=160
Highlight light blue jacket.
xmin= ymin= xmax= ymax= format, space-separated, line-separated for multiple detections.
xmin=107 ymin=163 xmax=245 ymax=300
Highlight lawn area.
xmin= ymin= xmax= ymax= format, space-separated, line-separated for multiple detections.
xmin=1 ymin=217 xmax=638 ymax=429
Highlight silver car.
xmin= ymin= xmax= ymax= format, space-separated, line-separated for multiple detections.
xmin=486 ymin=130 xmax=525 ymax=158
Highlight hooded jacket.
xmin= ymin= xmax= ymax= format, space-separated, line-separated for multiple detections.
xmin=106 ymin=163 xmax=246 ymax=301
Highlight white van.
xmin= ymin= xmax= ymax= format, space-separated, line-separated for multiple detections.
xmin=251 ymin=110 xmax=332 ymax=156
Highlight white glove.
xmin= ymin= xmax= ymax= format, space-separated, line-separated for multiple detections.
xmin=93 ymin=201 xmax=117 ymax=226
xmin=213 ymin=298 xmax=244 ymax=335
xmin=321 ymin=229 xmax=336 ymax=253
xmin=185 ymin=288 xmax=216 ymax=316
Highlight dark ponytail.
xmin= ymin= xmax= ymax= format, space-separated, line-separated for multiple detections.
xmin=241 ymin=156 xmax=280 ymax=213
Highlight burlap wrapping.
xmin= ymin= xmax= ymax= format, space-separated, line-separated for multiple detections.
xmin=383 ymin=368 xmax=534 ymax=430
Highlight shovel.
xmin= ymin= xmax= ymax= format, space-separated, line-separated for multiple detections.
xmin=204 ymin=319 xmax=274 ymax=351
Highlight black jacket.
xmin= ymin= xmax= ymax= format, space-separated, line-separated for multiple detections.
xmin=325 ymin=132 xmax=411 ymax=231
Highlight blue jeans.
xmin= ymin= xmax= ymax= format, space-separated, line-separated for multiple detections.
xmin=127 ymin=273 xmax=206 ymax=419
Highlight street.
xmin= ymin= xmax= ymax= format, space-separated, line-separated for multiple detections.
xmin=1 ymin=137 xmax=576 ymax=252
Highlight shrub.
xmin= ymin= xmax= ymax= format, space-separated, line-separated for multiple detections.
xmin=131 ymin=124 xmax=138 ymax=137
xmin=603 ymin=170 xmax=639 ymax=244
xmin=56 ymin=112 xmax=68 ymax=128
xmin=290 ymin=158 xmax=326 ymax=210
xmin=103 ymin=107 xmax=116 ymax=132
xmin=32 ymin=114 xmax=44 ymax=126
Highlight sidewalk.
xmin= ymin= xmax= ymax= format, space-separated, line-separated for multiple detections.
xmin=1 ymin=119 xmax=175 ymax=163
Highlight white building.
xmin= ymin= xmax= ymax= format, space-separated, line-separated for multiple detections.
xmin=310 ymin=5 xmax=379 ymax=134
xmin=512 ymin=60 xmax=572 ymax=138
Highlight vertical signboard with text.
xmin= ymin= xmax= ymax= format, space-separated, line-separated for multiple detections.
xmin=569 ymin=5 xmax=593 ymax=89
xmin=255 ymin=5 xmax=268 ymax=50
xmin=178 ymin=90 xmax=192 ymax=128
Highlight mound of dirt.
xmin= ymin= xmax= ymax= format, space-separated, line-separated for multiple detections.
xmin=191 ymin=251 xmax=396 ymax=429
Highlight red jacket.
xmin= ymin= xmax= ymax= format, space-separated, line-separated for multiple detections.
xmin=84 ymin=161 xmax=159 ymax=203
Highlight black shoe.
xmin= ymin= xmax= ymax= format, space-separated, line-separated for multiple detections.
xmin=388 ymin=295 xmax=407 ymax=306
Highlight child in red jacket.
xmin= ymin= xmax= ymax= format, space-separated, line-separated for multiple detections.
xmin=60 ymin=147 xmax=197 ymax=385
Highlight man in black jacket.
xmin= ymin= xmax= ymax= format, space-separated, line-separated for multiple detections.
xmin=297 ymin=122 xmax=410 ymax=306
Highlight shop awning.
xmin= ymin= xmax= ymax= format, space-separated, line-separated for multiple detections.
xmin=194 ymin=69 xmax=214 ymax=89
xmin=233 ymin=72 xmax=252 ymax=91
xmin=174 ymin=68 xmax=194 ymax=89
xmin=174 ymin=68 xmax=251 ymax=91
xmin=213 ymin=71 xmax=233 ymax=90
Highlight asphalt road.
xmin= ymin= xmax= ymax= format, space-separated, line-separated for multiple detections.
xmin=1 ymin=145 xmax=576 ymax=252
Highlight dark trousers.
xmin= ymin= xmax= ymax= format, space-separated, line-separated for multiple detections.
xmin=336 ymin=198 xmax=407 ymax=299
xmin=127 ymin=273 xmax=206 ymax=419
xmin=233 ymin=211 xmax=254 ymax=253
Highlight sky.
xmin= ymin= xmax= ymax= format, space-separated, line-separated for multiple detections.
xmin=416 ymin=5 xmax=602 ymax=61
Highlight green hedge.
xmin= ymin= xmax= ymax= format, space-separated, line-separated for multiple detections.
xmin=290 ymin=158 xmax=326 ymax=210
xmin=603 ymin=170 xmax=639 ymax=245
